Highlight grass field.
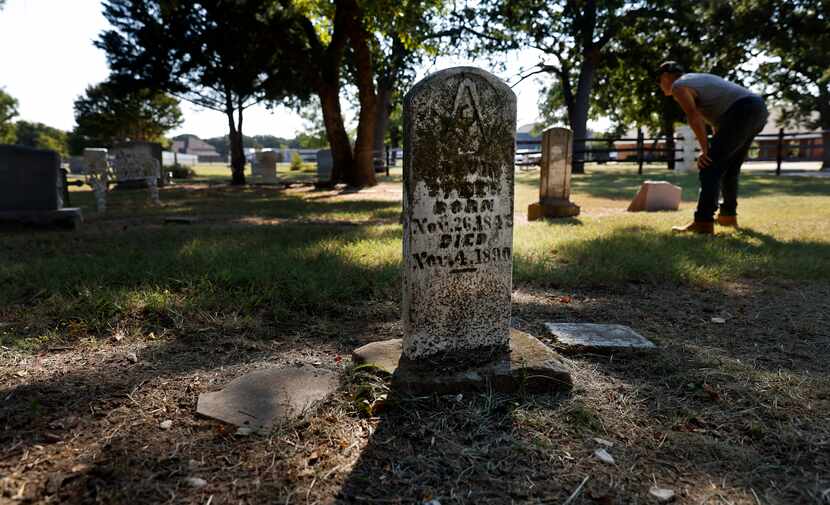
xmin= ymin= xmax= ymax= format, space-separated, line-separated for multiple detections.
xmin=2 ymin=162 xmax=829 ymax=504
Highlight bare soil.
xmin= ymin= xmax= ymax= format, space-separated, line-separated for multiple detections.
xmin=2 ymin=280 xmax=828 ymax=505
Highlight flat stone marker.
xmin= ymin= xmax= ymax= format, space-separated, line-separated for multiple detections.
xmin=352 ymin=66 xmax=571 ymax=395
xmin=528 ymin=127 xmax=580 ymax=220
xmin=544 ymin=323 xmax=656 ymax=353
xmin=196 ymin=366 xmax=338 ymax=433
xmin=164 ymin=216 xmax=199 ymax=225
xmin=627 ymin=181 xmax=682 ymax=212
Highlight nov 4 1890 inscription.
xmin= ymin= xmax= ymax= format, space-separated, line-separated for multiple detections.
xmin=402 ymin=67 xmax=517 ymax=362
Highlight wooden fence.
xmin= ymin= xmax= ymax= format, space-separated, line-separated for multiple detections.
xmin=516 ymin=128 xmax=828 ymax=175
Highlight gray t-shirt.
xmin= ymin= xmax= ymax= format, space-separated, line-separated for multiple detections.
xmin=672 ymin=73 xmax=756 ymax=127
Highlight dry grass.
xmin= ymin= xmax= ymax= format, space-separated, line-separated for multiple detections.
xmin=2 ymin=163 xmax=829 ymax=504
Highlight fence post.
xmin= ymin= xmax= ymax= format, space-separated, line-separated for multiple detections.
xmin=666 ymin=131 xmax=675 ymax=171
xmin=637 ymin=127 xmax=644 ymax=175
xmin=776 ymin=128 xmax=784 ymax=176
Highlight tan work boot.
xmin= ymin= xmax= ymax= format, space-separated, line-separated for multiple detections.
xmin=672 ymin=221 xmax=714 ymax=234
xmin=716 ymin=214 xmax=738 ymax=227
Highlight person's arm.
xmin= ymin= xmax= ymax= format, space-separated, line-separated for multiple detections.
xmin=672 ymin=86 xmax=712 ymax=169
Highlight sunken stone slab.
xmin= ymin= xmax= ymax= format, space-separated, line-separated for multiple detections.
xmin=196 ymin=366 xmax=338 ymax=433
xmin=403 ymin=67 xmax=517 ymax=362
xmin=544 ymin=323 xmax=656 ymax=353
xmin=352 ymin=329 xmax=571 ymax=395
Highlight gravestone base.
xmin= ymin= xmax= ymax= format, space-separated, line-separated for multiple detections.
xmin=353 ymin=329 xmax=571 ymax=395
xmin=528 ymin=199 xmax=581 ymax=220
xmin=0 ymin=208 xmax=82 ymax=229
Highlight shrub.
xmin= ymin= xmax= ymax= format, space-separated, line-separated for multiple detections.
xmin=167 ymin=163 xmax=196 ymax=179
xmin=290 ymin=151 xmax=304 ymax=171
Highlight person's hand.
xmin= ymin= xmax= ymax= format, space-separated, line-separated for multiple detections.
xmin=697 ymin=151 xmax=712 ymax=170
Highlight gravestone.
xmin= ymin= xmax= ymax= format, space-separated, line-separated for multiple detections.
xmin=675 ymin=126 xmax=695 ymax=173
xmin=253 ymin=151 xmax=278 ymax=183
xmin=528 ymin=127 xmax=580 ymax=220
xmin=84 ymin=148 xmax=110 ymax=212
xmin=316 ymin=149 xmax=333 ymax=184
xmin=111 ymin=141 xmax=166 ymax=187
xmin=0 ymin=145 xmax=82 ymax=228
xmin=353 ymin=67 xmax=571 ymax=394
xmin=627 ymin=180 xmax=682 ymax=212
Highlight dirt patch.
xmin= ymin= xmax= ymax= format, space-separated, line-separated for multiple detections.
xmin=2 ymin=281 xmax=828 ymax=504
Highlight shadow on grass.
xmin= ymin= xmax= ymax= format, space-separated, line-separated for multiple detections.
xmin=332 ymin=389 xmax=576 ymax=504
xmin=515 ymin=225 xmax=830 ymax=287
xmin=505 ymin=281 xmax=830 ymax=504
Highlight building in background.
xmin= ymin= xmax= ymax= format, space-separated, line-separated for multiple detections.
xmin=172 ymin=135 xmax=224 ymax=163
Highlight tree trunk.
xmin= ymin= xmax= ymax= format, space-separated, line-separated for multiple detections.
xmin=372 ymin=83 xmax=393 ymax=172
xmin=343 ymin=0 xmax=377 ymax=188
xmin=570 ymin=52 xmax=598 ymax=174
xmin=318 ymin=83 xmax=353 ymax=186
xmin=226 ymin=108 xmax=246 ymax=185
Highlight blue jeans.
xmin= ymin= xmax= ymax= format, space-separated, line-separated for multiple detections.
xmin=695 ymin=96 xmax=768 ymax=222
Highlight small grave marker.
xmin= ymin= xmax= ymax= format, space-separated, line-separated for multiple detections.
xmin=528 ymin=127 xmax=580 ymax=220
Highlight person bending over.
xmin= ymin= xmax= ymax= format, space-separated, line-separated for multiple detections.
xmin=658 ymin=61 xmax=768 ymax=234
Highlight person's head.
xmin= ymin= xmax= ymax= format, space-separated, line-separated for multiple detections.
xmin=658 ymin=61 xmax=685 ymax=96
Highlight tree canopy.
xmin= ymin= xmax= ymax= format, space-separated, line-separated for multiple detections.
xmin=0 ymin=88 xmax=17 ymax=144
xmin=98 ymin=0 xmax=306 ymax=184
xmin=70 ymin=80 xmax=183 ymax=154
xmin=13 ymin=121 xmax=69 ymax=158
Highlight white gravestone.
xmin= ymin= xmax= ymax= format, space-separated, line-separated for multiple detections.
xmin=528 ymin=127 xmax=580 ymax=220
xmin=402 ymin=67 xmax=517 ymax=362
xmin=254 ymin=151 xmax=278 ymax=183
xmin=675 ymin=126 xmax=695 ymax=173
xmin=627 ymin=180 xmax=682 ymax=212
xmin=83 ymin=148 xmax=110 ymax=213
xmin=111 ymin=151 xmax=161 ymax=205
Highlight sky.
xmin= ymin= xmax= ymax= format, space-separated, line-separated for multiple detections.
xmin=0 ymin=0 xmax=556 ymax=140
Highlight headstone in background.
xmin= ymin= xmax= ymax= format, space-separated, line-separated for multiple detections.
xmin=0 ymin=145 xmax=82 ymax=228
xmin=627 ymin=180 xmax=681 ymax=212
xmin=254 ymin=151 xmax=278 ymax=183
xmin=528 ymin=126 xmax=580 ymax=220
xmin=68 ymin=156 xmax=88 ymax=175
xmin=111 ymin=150 xmax=161 ymax=205
xmin=111 ymin=141 xmax=166 ymax=187
xmin=675 ymin=126 xmax=695 ymax=173
xmin=353 ymin=67 xmax=571 ymax=395
xmin=316 ymin=149 xmax=333 ymax=184
xmin=84 ymin=148 xmax=110 ymax=212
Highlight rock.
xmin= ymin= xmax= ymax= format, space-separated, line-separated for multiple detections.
xmin=594 ymin=448 xmax=615 ymax=464
xmin=196 ymin=366 xmax=338 ymax=433
xmin=649 ymin=486 xmax=676 ymax=502
xmin=184 ymin=477 xmax=207 ymax=488
xmin=125 ymin=352 xmax=138 ymax=363
xmin=159 ymin=420 xmax=173 ymax=430
xmin=711 ymin=317 xmax=726 ymax=324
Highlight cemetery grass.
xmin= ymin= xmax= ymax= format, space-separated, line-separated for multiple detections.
xmin=1 ymin=164 xmax=829 ymax=504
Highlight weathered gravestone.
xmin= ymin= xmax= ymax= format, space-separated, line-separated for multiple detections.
xmin=84 ymin=148 xmax=110 ymax=212
xmin=352 ymin=67 xmax=571 ymax=394
xmin=675 ymin=126 xmax=695 ymax=173
xmin=252 ymin=151 xmax=279 ymax=184
xmin=528 ymin=127 xmax=580 ymax=220
xmin=111 ymin=141 xmax=166 ymax=188
xmin=316 ymin=149 xmax=333 ymax=184
xmin=0 ymin=145 xmax=82 ymax=228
